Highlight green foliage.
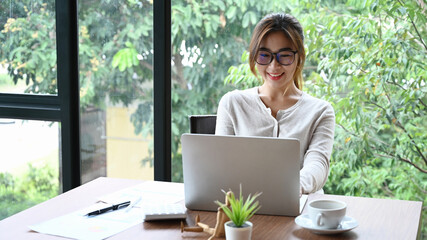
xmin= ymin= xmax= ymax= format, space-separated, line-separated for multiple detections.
xmin=300 ymin=0 xmax=426 ymax=200
xmin=0 ymin=163 xmax=59 ymax=220
xmin=0 ymin=1 xmax=56 ymax=93
xmin=224 ymin=51 xmax=261 ymax=89
xmin=112 ymin=42 xmax=139 ymax=72
xmin=215 ymin=186 xmax=262 ymax=227
xmin=225 ymin=0 xmax=426 ymax=236
xmin=0 ymin=74 xmax=11 ymax=86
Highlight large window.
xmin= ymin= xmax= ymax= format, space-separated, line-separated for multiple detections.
xmin=78 ymin=1 xmax=154 ymax=183
xmin=0 ymin=1 xmax=162 ymax=220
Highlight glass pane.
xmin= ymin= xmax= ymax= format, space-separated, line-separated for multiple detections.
xmin=78 ymin=1 xmax=154 ymax=183
xmin=170 ymin=2 xmax=255 ymax=182
xmin=0 ymin=1 xmax=57 ymax=94
xmin=0 ymin=119 xmax=60 ymax=220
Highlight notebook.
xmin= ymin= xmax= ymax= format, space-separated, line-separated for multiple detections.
xmin=181 ymin=134 xmax=304 ymax=217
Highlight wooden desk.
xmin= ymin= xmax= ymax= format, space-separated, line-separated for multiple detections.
xmin=0 ymin=177 xmax=422 ymax=240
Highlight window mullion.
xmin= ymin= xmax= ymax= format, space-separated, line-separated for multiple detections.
xmin=153 ymin=0 xmax=172 ymax=181
xmin=56 ymin=0 xmax=81 ymax=192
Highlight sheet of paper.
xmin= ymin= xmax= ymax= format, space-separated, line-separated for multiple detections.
xmin=29 ymin=204 xmax=143 ymax=240
xmin=29 ymin=181 xmax=185 ymax=239
xmin=299 ymin=194 xmax=308 ymax=213
xmin=98 ymin=181 xmax=185 ymax=207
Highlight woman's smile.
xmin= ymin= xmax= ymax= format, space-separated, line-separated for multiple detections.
xmin=267 ymin=72 xmax=284 ymax=81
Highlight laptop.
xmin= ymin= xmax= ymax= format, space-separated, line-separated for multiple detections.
xmin=181 ymin=133 xmax=305 ymax=216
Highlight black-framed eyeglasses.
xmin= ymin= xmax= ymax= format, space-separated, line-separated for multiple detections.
xmin=256 ymin=49 xmax=298 ymax=66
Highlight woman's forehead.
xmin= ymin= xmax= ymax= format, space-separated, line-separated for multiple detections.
xmin=260 ymin=31 xmax=295 ymax=50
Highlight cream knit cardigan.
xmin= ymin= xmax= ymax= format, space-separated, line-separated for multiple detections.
xmin=215 ymin=87 xmax=335 ymax=194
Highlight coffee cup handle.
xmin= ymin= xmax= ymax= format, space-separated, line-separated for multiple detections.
xmin=316 ymin=213 xmax=323 ymax=226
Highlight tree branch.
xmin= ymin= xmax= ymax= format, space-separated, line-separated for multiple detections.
xmin=172 ymin=53 xmax=187 ymax=89
xmin=337 ymin=122 xmax=389 ymax=146
xmin=340 ymin=117 xmax=427 ymax=174
xmin=373 ymin=151 xmax=427 ymax=174
xmin=381 ymin=84 xmax=427 ymax=165
xmin=139 ymin=60 xmax=153 ymax=71
xmin=347 ymin=58 xmax=368 ymax=74
xmin=386 ymin=80 xmax=427 ymax=108
xmin=397 ymin=0 xmax=427 ymax=52
xmin=368 ymin=100 xmax=388 ymax=112
xmin=396 ymin=156 xmax=427 ymax=173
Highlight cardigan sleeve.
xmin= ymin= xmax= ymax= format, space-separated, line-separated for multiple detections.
xmin=215 ymin=92 xmax=235 ymax=135
xmin=300 ymin=103 xmax=335 ymax=193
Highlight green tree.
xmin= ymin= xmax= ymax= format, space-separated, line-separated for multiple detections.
xmin=302 ymin=0 xmax=426 ymax=199
xmin=0 ymin=164 xmax=59 ymax=220
xmin=0 ymin=2 xmax=56 ymax=92
xmin=226 ymin=0 xmax=426 ymax=235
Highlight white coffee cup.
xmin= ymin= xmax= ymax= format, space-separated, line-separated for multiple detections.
xmin=308 ymin=199 xmax=347 ymax=229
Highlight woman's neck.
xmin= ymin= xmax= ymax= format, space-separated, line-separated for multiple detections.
xmin=257 ymin=83 xmax=302 ymax=118
xmin=258 ymin=82 xmax=302 ymax=100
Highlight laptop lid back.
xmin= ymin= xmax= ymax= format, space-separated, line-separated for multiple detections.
xmin=181 ymin=134 xmax=300 ymax=216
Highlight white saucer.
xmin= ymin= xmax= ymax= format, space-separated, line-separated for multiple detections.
xmin=295 ymin=215 xmax=358 ymax=234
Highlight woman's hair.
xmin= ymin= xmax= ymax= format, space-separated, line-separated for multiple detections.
xmin=249 ymin=13 xmax=306 ymax=90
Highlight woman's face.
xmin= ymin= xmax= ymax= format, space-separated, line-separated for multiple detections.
xmin=256 ymin=31 xmax=298 ymax=91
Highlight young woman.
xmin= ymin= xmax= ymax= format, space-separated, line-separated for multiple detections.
xmin=215 ymin=13 xmax=335 ymax=194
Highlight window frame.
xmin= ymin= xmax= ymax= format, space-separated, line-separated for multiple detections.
xmin=0 ymin=0 xmax=82 ymax=192
xmin=0 ymin=0 xmax=172 ymax=191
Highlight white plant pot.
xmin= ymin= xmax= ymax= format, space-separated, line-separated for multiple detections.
xmin=224 ymin=221 xmax=253 ymax=240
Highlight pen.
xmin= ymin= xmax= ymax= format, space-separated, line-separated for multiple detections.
xmin=86 ymin=201 xmax=131 ymax=216
xmin=125 ymin=196 xmax=142 ymax=212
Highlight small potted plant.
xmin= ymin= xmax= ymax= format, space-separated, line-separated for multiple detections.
xmin=215 ymin=185 xmax=262 ymax=240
